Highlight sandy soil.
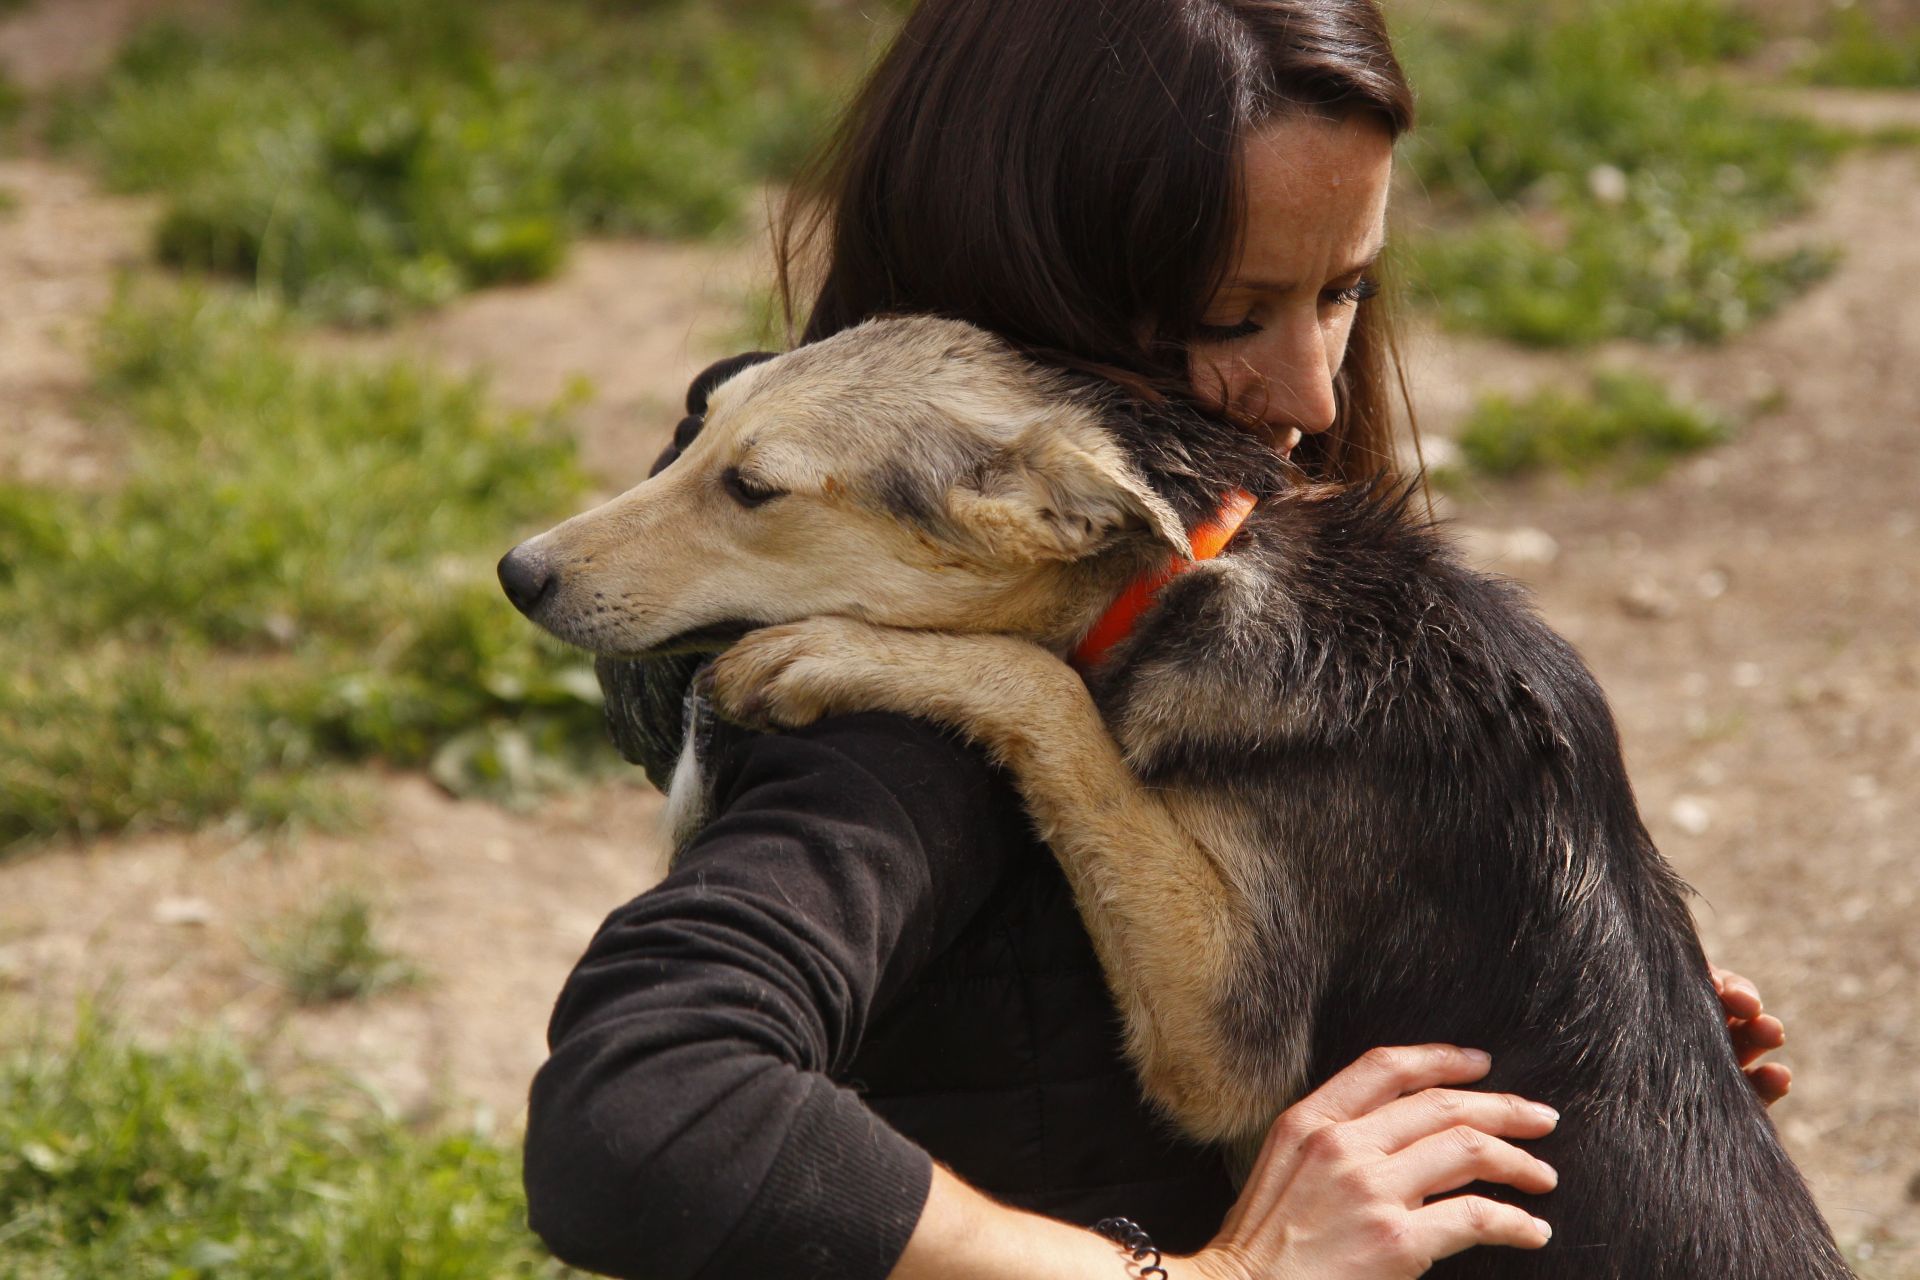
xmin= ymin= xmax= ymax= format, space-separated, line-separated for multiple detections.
xmin=0 ymin=156 xmax=151 ymax=487
xmin=2 ymin=0 xmax=1916 ymax=1270
xmin=0 ymin=0 xmax=220 ymax=92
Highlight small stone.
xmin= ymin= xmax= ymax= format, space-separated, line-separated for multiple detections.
xmin=1669 ymin=795 xmax=1713 ymax=837
xmin=1696 ymin=569 xmax=1730 ymax=600
xmin=1459 ymin=525 xmax=1561 ymax=570
xmin=1846 ymin=775 xmax=1878 ymax=800
xmin=1587 ymin=164 xmax=1630 ymax=205
xmin=1731 ymin=662 xmax=1763 ymax=689
xmin=152 ymin=897 xmax=217 ymax=927
xmin=1621 ymin=578 xmax=1678 ymax=620
xmin=1502 ymin=527 xmax=1560 ymax=566
xmin=1420 ymin=436 xmax=1461 ymax=472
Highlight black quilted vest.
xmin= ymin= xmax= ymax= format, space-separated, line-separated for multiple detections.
xmin=847 ymin=798 xmax=1236 ymax=1255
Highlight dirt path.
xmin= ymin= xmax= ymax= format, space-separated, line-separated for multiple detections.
xmin=319 ymin=233 xmax=768 ymax=488
xmin=0 ymin=776 xmax=670 ymax=1128
xmin=0 ymin=156 xmax=150 ymax=487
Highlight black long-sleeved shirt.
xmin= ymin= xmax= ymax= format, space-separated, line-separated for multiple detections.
xmin=524 ymin=712 xmax=1234 ymax=1280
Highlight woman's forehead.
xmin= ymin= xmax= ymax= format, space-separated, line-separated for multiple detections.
xmin=1228 ymin=114 xmax=1394 ymax=291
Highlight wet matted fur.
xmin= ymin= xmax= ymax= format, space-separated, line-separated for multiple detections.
xmin=500 ymin=316 xmax=1852 ymax=1278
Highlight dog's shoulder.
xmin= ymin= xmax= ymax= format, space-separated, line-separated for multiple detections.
xmin=1094 ymin=479 xmax=1613 ymax=781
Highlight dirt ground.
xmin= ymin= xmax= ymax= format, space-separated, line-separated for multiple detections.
xmin=2 ymin=2 xmax=1916 ymax=1271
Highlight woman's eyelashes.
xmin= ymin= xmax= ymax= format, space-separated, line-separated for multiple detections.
xmin=1333 ymin=275 xmax=1381 ymax=307
xmin=1192 ymin=316 xmax=1263 ymax=343
xmin=1191 ymin=276 xmax=1380 ymax=344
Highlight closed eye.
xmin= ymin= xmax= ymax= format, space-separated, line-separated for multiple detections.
xmin=1189 ymin=276 xmax=1381 ymax=345
xmin=722 ymin=466 xmax=788 ymax=509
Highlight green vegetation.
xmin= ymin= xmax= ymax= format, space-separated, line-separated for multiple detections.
xmin=1398 ymin=0 xmax=1844 ymax=346
xmin=0 ymin=66 xmax=22 ymax=133
xmin=52 ymin=0 xmax=888 ymax=323
xmin=0 ymin=1012 xmax=576 ymax=1277
xmin=258 ymin=890 xmax=421 ymax=1004
xmin=1446 ymin=371 xmax=1729 ymax=483
xmin=0 ymin=290 xmax=613 ymax=852
xmin=1805 ymin=9 xmax=1920 ymax=87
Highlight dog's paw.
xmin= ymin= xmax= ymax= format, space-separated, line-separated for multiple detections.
xmin=708 ymin=617 xmax=905 ymax=730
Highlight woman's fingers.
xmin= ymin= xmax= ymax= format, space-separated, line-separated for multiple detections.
xmin=1411 ymin=1195 xmax=1554 ymax=1262
xmin=1222 ymin=1046 xmax=1501 ymax=1238
xmin=1353 ymin=1088 xmax=1558 ymax=1153
xmin=1732 ymin=1012 xmax=1786 ymax=1066
xmin=1711 ymin=966 xmax=1764 ymax=1021
xmin=1711 ymin=966 xmax=1793 ymax=1106
xmin=1748 ymin=1061 xmax=1793 ymax=1104
xmin=1283 ymin=1044 xmax=1495 ymax=1129
xmin=1381 ymin=1124 xmax=1559 ymax=1201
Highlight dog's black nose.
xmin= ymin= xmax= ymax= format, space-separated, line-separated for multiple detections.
xmin=497 ymin=546 xmax=556 ymax=615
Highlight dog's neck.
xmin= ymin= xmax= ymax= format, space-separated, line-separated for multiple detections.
xmin=1070 ymin=489 xmax=1256 ymax=670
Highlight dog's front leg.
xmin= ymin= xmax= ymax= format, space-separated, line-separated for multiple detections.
xmin=710 ymin=616 xmax=1280 ymax=1145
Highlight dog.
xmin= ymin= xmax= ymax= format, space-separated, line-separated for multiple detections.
xmin=499 ymin=315 xmax=1853 ymax=1277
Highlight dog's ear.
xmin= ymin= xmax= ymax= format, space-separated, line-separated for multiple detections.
xmin=947 ymin=432 xmax=1189 ymax=563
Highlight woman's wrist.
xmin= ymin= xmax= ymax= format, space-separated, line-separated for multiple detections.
xmin=891 ymin=1165 xmax=1208 ymax=1280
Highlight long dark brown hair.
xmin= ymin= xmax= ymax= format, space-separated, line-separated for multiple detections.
xmin=773 ymin=0 xmax=1419 ymax=484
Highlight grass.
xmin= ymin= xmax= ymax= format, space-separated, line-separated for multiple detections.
xmin=1443 ymin=371 xmax=1729 ymax=483
xmin=0 ymin=288 xmax=616 ymax=853
xmin=1397 ymin=0 xmax=1846 ymax=346
xmin=0 ymin=65 xmax=21 ymax=133
xmin=50 ymin=0 xmax=891 ymax=323
xmin=1804 ymin=8 xmax=1920 ymax=88
xmin=257 ymin=890 xmax=421 ymax=1005
xmin=0 ymin=1011 xmax=578 ymax=1277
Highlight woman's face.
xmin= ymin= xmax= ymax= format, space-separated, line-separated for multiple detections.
xmin=1187 ymin=113 xmax=1395 ymax=459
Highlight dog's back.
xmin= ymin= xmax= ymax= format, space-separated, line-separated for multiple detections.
xmin=1092 ymin=477 xmax=1852 ymax=1277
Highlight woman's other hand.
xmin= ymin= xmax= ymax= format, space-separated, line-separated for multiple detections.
xmin=1712 ymin=966 xmax=1791 ymax=1105
xmin=1178 ymin=1045 xmax=1556 ymax=1280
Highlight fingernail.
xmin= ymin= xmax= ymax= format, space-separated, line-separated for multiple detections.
xmin=1463 ymin=1048 xmax=1492 ymax=1066
xmin=1530 ymin=1102 xmax=1560 ymax=1124
xmin=1533 ymin=1216 xmax=1553 ymax=1240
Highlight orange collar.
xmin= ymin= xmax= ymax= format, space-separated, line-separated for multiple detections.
xmin=1071 ymin=488 xmax=1256 ymax=671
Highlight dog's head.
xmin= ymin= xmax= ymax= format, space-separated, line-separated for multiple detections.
xmin=497 ymin=316 xmax=1190 ymax=657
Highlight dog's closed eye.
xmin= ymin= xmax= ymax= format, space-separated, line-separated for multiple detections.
xmin=722 ymin=466 xmax=789 ymax=509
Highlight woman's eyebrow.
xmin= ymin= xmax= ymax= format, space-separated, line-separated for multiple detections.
xmin=1226 ymin=244 xmax=1387 ymax=295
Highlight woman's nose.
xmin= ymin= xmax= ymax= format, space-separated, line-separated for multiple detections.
xmin=1249 ymin=319 xmax=1338 ymax=436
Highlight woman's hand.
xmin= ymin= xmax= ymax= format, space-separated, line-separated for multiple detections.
xmin=1712 ymin=966 xmax=1791 ymax=1105
xmin=1176 ymin=1045 xmax=1557 ymax=1280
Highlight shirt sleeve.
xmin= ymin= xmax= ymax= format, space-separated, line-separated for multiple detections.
xmin=522 ymin=711 xmax=1029 ymax=1280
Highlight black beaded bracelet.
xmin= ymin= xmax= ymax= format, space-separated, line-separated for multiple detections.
xmin=1092 ymin=1216 xmax=1169 ymax=1279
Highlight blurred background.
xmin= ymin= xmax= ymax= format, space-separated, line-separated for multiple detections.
xmin=0 ymin=0 xmax=1914 ymax=1274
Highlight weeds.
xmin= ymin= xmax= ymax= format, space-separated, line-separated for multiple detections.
xmin=52 ymin=0 xmax=889 ymax=322
xmin=0 ymin=66 xmax=21 ymax=133
xmin=1444 ymin=371 xmax=1728 ymax=483
xmin=1804 ymin=9 xmax=1920 ymax=88
xmin=0 ymin=289 xmax=615 ymax=852
xmin=0 ymin=1011 xmax=577 ymax=1277
xmin=1398 ymin=0 xmax=1845 ymax=346
xmin=257 ymin=889 xmax=421 ymax=1004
